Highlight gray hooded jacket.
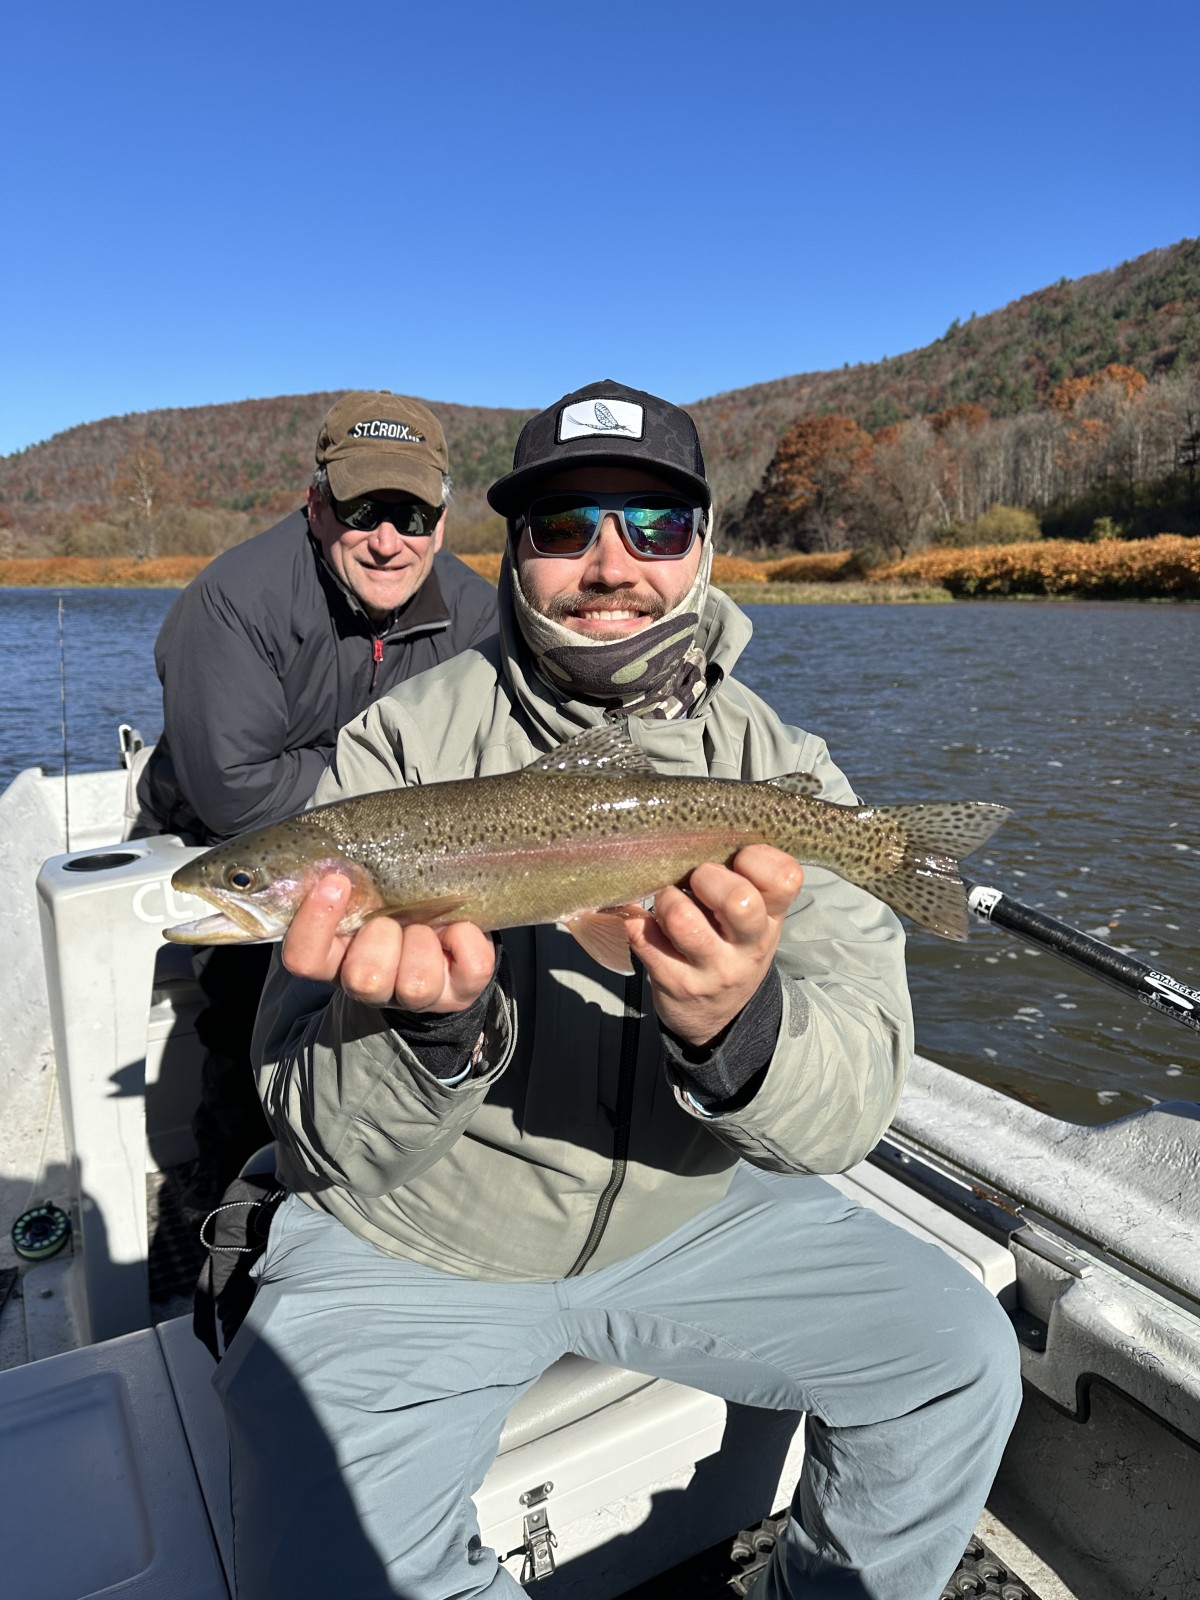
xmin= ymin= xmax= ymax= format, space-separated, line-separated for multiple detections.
xmin=253 ymin=570 xmax=914 ymax=1281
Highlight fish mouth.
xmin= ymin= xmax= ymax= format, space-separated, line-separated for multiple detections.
xmin=164 ymin=888 xmax=287 ymax=945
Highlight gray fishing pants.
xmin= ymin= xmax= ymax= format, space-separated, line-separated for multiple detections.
xmin=215 ymin=1165 xmax=1021 ymax=1600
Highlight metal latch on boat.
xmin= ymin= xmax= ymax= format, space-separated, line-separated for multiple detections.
xmin=518 ymin=1481 xmax=557 ymax=1583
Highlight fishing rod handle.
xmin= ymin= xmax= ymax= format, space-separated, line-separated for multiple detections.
xmin=968 ymin=885 xmax=1200 ymax=1034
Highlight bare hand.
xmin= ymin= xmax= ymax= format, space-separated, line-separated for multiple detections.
xmin=280 ymin=874 xmax=496 ymax=1013
xmin=623 ymin=846 xmax=802 ymax=1047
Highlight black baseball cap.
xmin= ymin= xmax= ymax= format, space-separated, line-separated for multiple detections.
xmin=488 ymin=379 xmax=711 ymax=515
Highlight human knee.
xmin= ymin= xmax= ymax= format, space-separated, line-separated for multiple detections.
xmin=947 ymin=1277 xmax=1023 ymax=1414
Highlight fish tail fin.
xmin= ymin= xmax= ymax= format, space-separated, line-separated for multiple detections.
xmin=860 ymin=801 xmax=1011 ymax=941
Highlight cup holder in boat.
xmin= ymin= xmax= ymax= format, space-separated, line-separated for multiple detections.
xmin=62 ymin=851 xmax=144 ymax=872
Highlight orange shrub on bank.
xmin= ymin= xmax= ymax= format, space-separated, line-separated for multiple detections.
xmin=461 ymin=552 xmax=504 ymax=584
xmin=0 ymin=556 xmax=213 ymax=587
xmin=871 ymin=536 xmax=1200 ymax=598
xmin=712 ymin=554 xmax=768 ymax=585
xmin=762 ymin=551 xmax=864 ymax=584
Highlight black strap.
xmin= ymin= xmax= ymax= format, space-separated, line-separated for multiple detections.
xmin=192 ymin=1173 xmax=285 ymax=1362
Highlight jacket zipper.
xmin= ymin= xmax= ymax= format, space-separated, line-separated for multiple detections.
xmin=370 ymin=637 xmax=384 ymax=690
xmin=566 ymin=966 xmax=644 ymax=1277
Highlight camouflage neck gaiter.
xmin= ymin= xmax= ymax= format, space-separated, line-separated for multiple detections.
xmin=511 ymin=537 xmax=713 ymax=720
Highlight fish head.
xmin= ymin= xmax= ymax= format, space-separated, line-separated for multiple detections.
xmin=164 ymin=819 xmax=382 ymax=944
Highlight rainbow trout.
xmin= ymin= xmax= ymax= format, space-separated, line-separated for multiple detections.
xmin=165 ymin=724 xmax=1010 ymax=969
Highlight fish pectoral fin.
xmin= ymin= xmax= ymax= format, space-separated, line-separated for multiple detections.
xmin=763 ymin=770 xmax=823 ymax=798
xmin=365 ymin=895 xmax=473 ymax=927
xmin=561 ymin=911 xmax=636 ymax=975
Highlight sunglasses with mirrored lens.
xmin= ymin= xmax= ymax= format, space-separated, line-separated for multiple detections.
xmin=524 ymin=493 xmax=701 ymax=560
xmin=331 ymin=494 xmax=442 ymax=536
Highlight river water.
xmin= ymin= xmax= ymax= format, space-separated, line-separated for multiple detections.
xmin=2 ymin=586 xmax=1196 ymax=1123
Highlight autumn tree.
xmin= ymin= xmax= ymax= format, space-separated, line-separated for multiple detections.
xmin=930 ymin=403 xmax=992 ymax=523
xmin=1050 ymin=369 xmax=1153 ymax=521
xmin=1048 ymin=363 xmax=1148 ymax=414
xmin=1169 ymin=371 xmax=1200 ymax=499
xmin=965 ymin=409 xmax=1066 ymax=515
xmin=929 ymin=402 xmax=990 ymax=436
xmin=855 ymin=419 xmax=946 ymax=558
xmin=110 ymin=442 xmax=185 ymax=559
xmin=738 ymin=414 xmax=873 ymax=550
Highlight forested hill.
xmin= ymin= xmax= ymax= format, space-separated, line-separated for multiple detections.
xmin=0 ymin=394 xmax=532 ymax=548
xmin=694 ymin=236 xmax=1200 ymax=515
xmin=2 ymin=235 xmax=1197 ymax=550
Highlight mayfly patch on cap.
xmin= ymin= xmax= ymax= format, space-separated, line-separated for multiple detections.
xmin=558 ymin=398 xmax=645 ymax=442
xmin=349 ymin=418 xmax=427 ymax=443
xmin=487 ymin=379 xmax=711 ymax=515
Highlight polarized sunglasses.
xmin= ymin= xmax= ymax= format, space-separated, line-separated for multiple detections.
xmin=331 ymin=493 xmax=443 ymax=537
xmin=523 ymin=492 xmax=702 ymax=560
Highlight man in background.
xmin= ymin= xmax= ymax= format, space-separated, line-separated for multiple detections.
xmin=137 ymin=391 xmax=498 ymax=1213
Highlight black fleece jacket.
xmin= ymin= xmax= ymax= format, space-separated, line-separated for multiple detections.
xmin=137 ymin=509 xmax=498 ymax=843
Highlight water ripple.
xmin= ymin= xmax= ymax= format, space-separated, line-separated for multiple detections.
xmin=740 ymin=600 xmax=1200 ymax=1123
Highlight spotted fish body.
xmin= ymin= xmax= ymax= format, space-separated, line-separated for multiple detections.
xmin=165 ymin=725 xmax=1010 ymax=964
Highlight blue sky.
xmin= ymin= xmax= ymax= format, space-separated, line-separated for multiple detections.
xmin=3 ymin=0 xmax=1197 ymax=458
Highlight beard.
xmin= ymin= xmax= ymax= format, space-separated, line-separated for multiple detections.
xmin=541 ymin=585 xmax=668 ymax=626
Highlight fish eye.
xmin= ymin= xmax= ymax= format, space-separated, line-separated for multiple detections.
xmin=224 ymin=865 xmax=259 ymax=891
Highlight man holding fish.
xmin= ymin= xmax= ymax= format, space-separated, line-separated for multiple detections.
xmin=204 ymin=382 xmax=1021 ymax=1599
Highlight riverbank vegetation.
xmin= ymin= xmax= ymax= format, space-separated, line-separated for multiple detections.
xmin=3 ymin=538 xmax=1194 ymax=600
xmin=0 ymin=555 xmax=217 ymax=587
xmin=721 ymin=580 xmax=951 ymax=604
xmin=873 ymin=533 xmax=1200 ymax=598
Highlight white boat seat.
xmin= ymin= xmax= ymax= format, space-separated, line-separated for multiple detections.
xmin=0 ymin=1326 xmax=229 ymax=1600
xmin=500 ymin=1355 xmax=654 ymax=1450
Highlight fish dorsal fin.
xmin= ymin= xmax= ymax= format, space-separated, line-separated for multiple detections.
xmin=762 ymin=771 xmax=823 ymax=798
xmin=561 ymin=910 xmax=635 ymax=974
xmin=524 ymin=723 xmax=659 ymax=777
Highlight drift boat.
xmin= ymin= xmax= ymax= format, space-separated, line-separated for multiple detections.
xmin=0 ymin=749 xmax=1197 ymax=1600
